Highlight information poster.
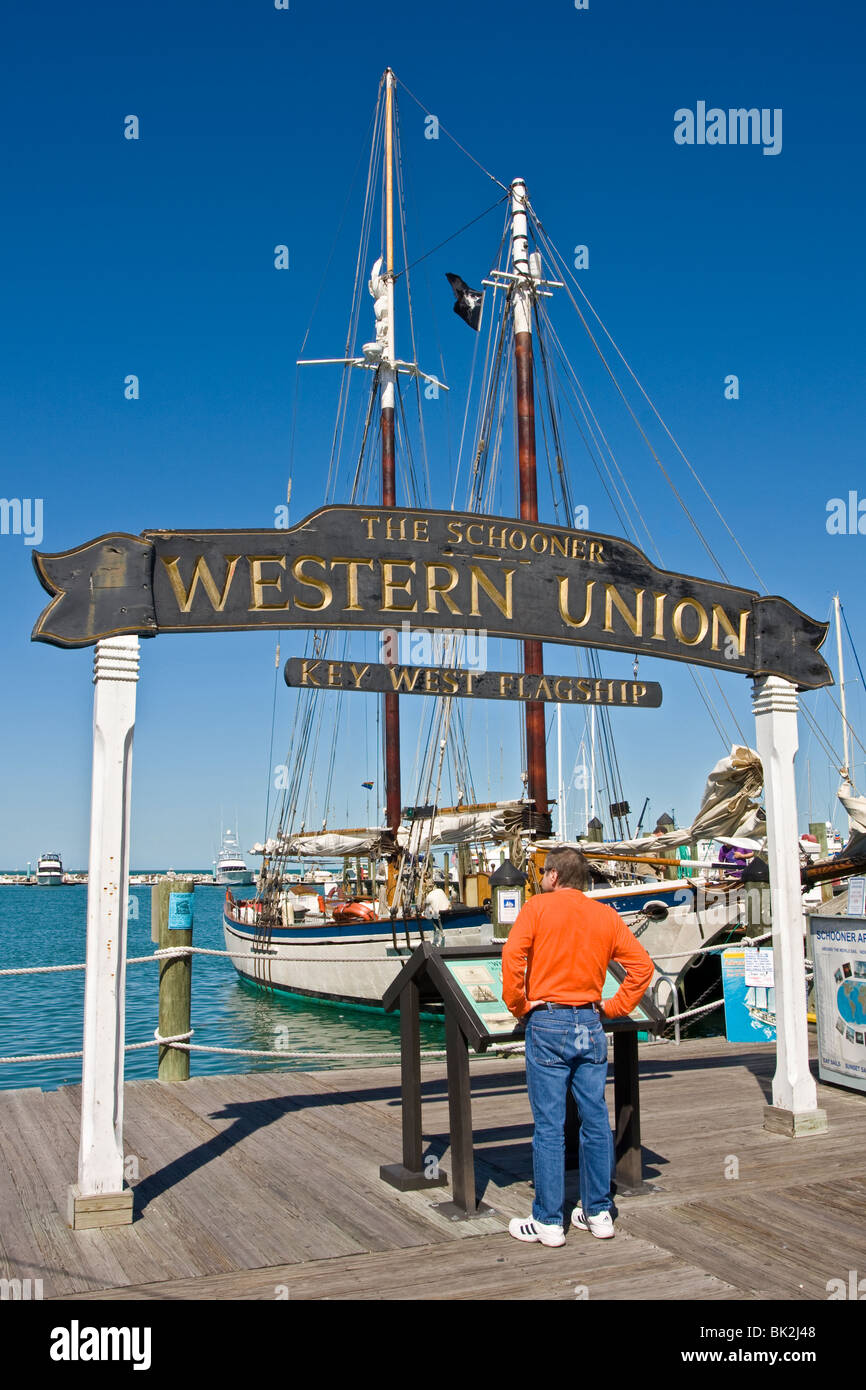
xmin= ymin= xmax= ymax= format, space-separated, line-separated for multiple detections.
xmin=809 ymin=916 xmax=866 ymax=1093
xmin=847 ymin=877 xmax=866 ymax=918
xmin=168 ymin=891 xmax=194 ymax=930
xmin=445 ymin=958 xmax=516 ymax=1034
xmin=721 ymin=948 xmax=776 ymax=1042
xmin=441 ymin=956 xmax=657 ymax=1036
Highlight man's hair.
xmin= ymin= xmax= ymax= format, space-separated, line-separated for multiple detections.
xmin=544 ymin=846 xmax=590 ymax=890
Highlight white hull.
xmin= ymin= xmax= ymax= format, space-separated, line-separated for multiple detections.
xmin=222 ymin=881 xmax=742 ymax=1013
xmin=223 ymin=910 xmax=487 ymax=1008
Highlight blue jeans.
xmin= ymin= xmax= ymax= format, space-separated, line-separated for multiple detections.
xmin=524 ymin=1005 xmax=614 ymax=1226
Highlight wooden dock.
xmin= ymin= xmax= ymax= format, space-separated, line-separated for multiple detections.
xmin=1 ymin=1035 xmax=864 ymax=1301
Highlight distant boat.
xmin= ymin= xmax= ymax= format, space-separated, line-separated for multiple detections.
xmin=36 ymin=852 xmax=63 ymax=886
xmin=214 ymin=830 xmax=255 ymax=887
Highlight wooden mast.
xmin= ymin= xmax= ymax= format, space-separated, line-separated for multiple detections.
xmin=511 ymin=179 xmax=550 ymax=835
xmin=382 ymin=69 xmax=402 ymax=837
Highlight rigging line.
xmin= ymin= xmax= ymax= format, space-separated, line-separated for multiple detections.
xmin=473 ymin=284 xmax=513 ymax=512
xmin=543 ymin=228 xmax=769 ymax=594
xmin=688 ymin=667 xmax=731 ymax=746
xmin=349 ymin=375 xmax=380 ymax=503
xmin=322 ymin=93 xmax=384 ymax=502
xmin=821 ymin=687 xmax=866 ymax=762
xmin=393 ymin=114 xmax=433 ymax=505
xmin=263 ymin=638 xmax=283 ymax=844
xmin=393 ymin=197 xmax=510 ymax=279
xmin=393 ymin=75 xmax=511 ymax=193
xmin=296 ymin=100 xmax=380 ymax=360
xmin=536 ymin=300 xmax=655 ymax=553
xmin=536 ymin=305 xmax=736 ymax=753
xmin=454 ymin=233 xmax=506 ymax=508
xmin=708 ymin=672 xmax=749 ymax=747
xmin=469 ymin=217 xmax=512 ymax=505
xmin=529 ymin=214 xmax=730 ymax=582
xmin=799 ymin=702 xmax=844 ymax=770
xmin=840 ymin=601 xmax=866 ymax=699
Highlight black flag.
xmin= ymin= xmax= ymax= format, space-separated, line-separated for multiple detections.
xmin=446 ymin=273 xmax=484 ymax=331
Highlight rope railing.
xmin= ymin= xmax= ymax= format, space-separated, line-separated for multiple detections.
xmin=0 ymin=928 xmax=779 ymax=977
xmin=0 ymin=930 xmax=788 ymax=1067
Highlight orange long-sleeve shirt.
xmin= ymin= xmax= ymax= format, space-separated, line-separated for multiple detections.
xmin=501 ymin=887 xmax=655 ymax=1019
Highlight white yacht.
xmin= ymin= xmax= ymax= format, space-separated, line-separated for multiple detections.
xmin=214 ymin=830 xmax=255 ymax=887
xmin=36 ymin=852 xmax=63 ymax=886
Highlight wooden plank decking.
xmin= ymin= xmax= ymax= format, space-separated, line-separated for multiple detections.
xmin=0 ymin=1035 xmax=864 ymax=1300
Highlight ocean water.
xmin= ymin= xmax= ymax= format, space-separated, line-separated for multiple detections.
xmin=0 ymin=885 xmax=446 ymax=1091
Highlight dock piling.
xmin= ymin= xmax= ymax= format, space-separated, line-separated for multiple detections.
xmin=155 ymin=878 xmax=194 ymax=1082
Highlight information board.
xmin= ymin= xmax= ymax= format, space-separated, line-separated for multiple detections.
xmin=809 ymin=915 xmax=866 ymax=1094
xmin=439 ymin=953 xmax=661 ymax=1039
xmin=847 ymin=877 xmax=866 ymax=917
xmin=721 ymin=948 xmax=776 ymax=1043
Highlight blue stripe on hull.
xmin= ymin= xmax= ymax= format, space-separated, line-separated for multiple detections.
xmin=223 ymin=908 xmax=488 ymax=943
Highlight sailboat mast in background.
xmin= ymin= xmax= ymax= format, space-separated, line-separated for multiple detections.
xmin=381 ymin=69 xmax=402 ymax=836
xmin=511 ymin=180 xmax=551 ymax=837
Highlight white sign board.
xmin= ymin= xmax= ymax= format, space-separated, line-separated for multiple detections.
xmin=808 ymin=915 xmax=866 ymax=1094
xmin=847 ymin=877 xmax=866 ymax=917
xmin=744 ymin=948 xmax=774 ymax=988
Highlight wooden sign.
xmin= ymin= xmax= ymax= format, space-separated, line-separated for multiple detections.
xmin=284 ymin=657 xmax=663 ymax=707
xmin=31 ymin=504 xmax=832 ymax=689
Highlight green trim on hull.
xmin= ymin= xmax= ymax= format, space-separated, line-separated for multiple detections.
xmin=234 ymin=967 xmax=443 ymax=1018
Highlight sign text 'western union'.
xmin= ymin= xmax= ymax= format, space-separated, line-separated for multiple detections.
xmin=31 ymin=505 xmax=831 ymax=688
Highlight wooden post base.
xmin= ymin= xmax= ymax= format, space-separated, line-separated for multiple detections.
xmin=762 ymin=1104 xmax=828 ymax=1138
xmin=379 ymin=1163 xmax=448 ymax=1192
xmin=68 ymin=1183 xmax=134 ymax=1230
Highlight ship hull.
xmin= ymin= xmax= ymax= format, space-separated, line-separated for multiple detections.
xmin=223 ymin=902 xmax=489 ymax=1009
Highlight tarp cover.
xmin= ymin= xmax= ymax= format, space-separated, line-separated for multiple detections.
xmin=589 ymin=745 xmax=764 ymax=856
xmin=397 ymin=802 xmax=524 ymax=849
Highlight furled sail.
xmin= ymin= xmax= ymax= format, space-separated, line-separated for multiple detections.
xmin=587 ymin=746 xmax=764 ymax=855
xmin=251 ymin=830 xmax=399 ymax=858
xmin=397 ymin=801 xmax=524 ymax=849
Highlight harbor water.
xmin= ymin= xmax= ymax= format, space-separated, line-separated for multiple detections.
xmin=0 ymin=885 xmax=447 ymax=1092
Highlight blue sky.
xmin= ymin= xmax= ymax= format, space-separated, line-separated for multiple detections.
xmin=2 ymin=0 xmax=865 ymax=868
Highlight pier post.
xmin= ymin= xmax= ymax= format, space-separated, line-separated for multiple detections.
xmin=752 ymin=676 xmax=827 ymax=1137
xmin=155 ymin=878 xmax=195 ymax=1081
xmin=69 ymin=636 xmax=139 ymax=1229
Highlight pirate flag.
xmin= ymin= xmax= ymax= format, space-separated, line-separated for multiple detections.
xmin=446 ymin=273 xmax=484 ymax=331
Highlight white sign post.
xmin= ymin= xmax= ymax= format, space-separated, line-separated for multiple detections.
xmin=753 ymin=675 xmax=827 ymax=1136
xmin=68 ymin=636 xmax=140 ymax=1229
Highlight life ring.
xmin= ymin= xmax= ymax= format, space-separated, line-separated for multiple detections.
xmin=332 ymin=900 xmax=379 ymax=924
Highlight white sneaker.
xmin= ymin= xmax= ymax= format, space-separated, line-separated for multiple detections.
xmin=573 ymin=1206 xmax=615 ymax=1239
xmin=508 ymin=1216 xmax=566 ymax=1247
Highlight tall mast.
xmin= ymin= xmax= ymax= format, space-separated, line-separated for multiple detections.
xmin=382 ymin=69 xmax=401 ymax=835
xmin=511 ymin=179 xmax=550 ymax=834
xmin=835 ymin=594 xmax=850 ymax=786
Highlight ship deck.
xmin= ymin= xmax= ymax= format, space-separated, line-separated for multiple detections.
xmin=1 ymin=1034 xmax=864 ymax=1301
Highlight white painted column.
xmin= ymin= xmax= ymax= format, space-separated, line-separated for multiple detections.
xmin=69 ymin=635 xmax=140 ymax=1228
xmin=752 ymin=675 xmax=827 ymax=1136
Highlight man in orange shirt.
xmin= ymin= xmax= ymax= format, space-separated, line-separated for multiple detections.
xmin=502 ymin=845 xmax=654 ymax=1247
